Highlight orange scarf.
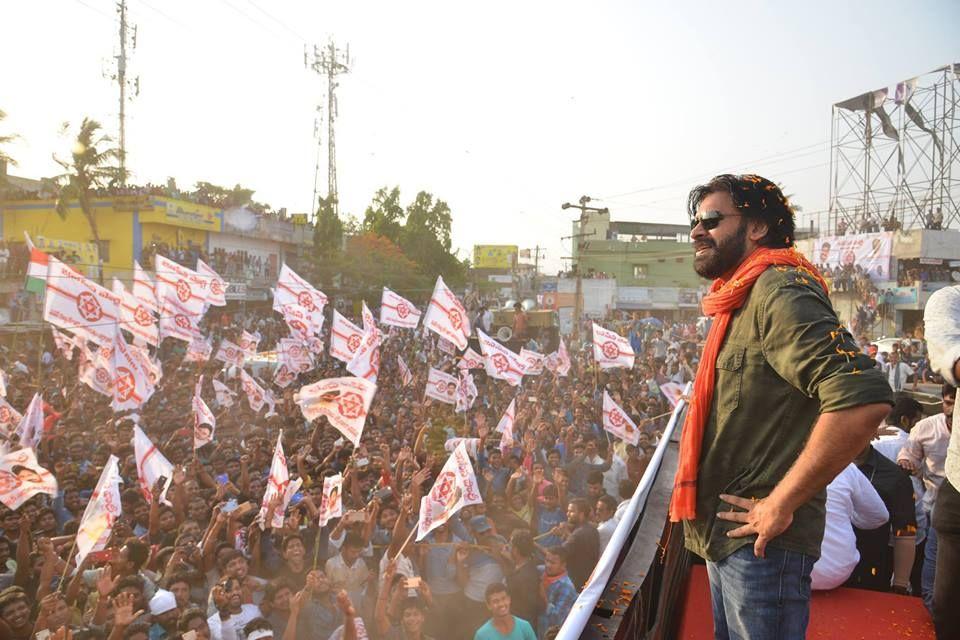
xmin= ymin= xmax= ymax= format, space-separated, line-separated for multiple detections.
xmin=669 ymin=247 xmax=827 ymax=522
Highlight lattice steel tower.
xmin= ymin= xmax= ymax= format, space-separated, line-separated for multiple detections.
xmin=305 ymin=40 xmax=351 ymax=216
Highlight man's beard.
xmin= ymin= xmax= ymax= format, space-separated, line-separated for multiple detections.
xmin=693 ymin=220 xmax=748 ymax=279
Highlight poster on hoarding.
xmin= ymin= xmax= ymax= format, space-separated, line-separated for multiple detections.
xmin=811 ymin=232 xmax=892 ymax=281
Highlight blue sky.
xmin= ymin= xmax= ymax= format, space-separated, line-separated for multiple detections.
xmin=3 ymin=0 xmax=958 ymax=272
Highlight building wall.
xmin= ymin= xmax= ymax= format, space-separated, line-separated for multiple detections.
xmin=577 ymin=239 xmax=703 ymax=288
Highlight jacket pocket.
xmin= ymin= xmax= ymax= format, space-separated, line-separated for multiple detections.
xmin=715 ymin=345 xmax=745 ymax=418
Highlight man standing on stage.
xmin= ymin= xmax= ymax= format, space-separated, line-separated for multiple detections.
xmin=672 ymin=174 xmax=892 ymax=640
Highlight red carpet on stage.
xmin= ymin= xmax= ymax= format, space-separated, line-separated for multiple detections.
xmin=677 ymin=565 xmax=935 ymax=639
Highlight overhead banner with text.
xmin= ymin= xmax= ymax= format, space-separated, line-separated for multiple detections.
xmin=811 ymin=231 xmax=893 ymax=280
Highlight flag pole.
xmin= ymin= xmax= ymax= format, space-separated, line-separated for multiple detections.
xmin=57 ymin=537 xmax=79 ymax=592
xmin=393 ymin=524 xmax=418 ymax=561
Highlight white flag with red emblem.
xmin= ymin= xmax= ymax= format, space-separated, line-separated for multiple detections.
xmin=193 ymin=379 xmax=216 ymax=450
xmin=555 ymin=338 xmax=572 ymax=377
xmin=457 ymin=347 xmax=484 ymax=370
xmin=183 ymin=337 xmax=212 ymax=363
xmin=0 ymin=448 xmax=58 ymax=510
xmin=317 ymin=473 xmax=343 ymax=528
xmin=132 ymin=260 xmax=158 ymax=314
xmin=281 ymin=303 xmax=322 ymax=341
xmin=214 ymin=339 xmax=245 ymax=368
xmin=196 ymin=259 xmax=226 ymax=307
xmin=154 ymin=255 xmax=209 ymax=317
xmin=259 ymin=432 xmax=291 ymax=529
xmin=43 ymin=256 xmax=120 ymax=346
xmin=455 ymin=372 xmax=478 ymax=413
xmin=659 ymin=382 xmax=686 ymax=408
xmin=16 ymin=393 xmax=44 ymax=450
xmin=423 ymin=276 xmax=471 ymax=350
xmin=602 ymin=390 xmax=641 ymax=446
xmin=347 ymin=309 xmax=381 ymax=382
xmin=279 ymin=337 xmax=315 ymax=374
xmin=416 ymin=441 xmax=483 ymax=541
xmin=477 ymin=329 xmax=525 ymax=387
xmin=295 ymin=377 xmax=377 ymax=446
xmin=397 ymin=356 xmax=413 ymax=387
xmin=444 ymin=437 xmax=481 ymax=459
xmin=79 ymin=345 xmax=114 ymax=397
xmin=273 ymin=363 xmax=298 ymax=389
xmin=519 ymin=348 xmax=545 ymax=376
xmin=111 ymin=328 xmax=153 ymax=412
xmin=496 ymin=399 xmax=516 ymax=455
xmin=424 ymin=368 xmax=458 ymax=405
xmin=158 ymin=290 xmax=203 ymax=344
xmin=50 ymin=327 xmax=79 ymax=360
xmin=75 ymin=454 xmax=121 ymax=567
xmin=592 ymin=323 xmax=635 ymax=370
xmin=240 ymin=369 xmax=271 ymax=413
xmin=380 ymin=287 xmax=421 ymax=329
xmin=212 ymin=379 xmax=236 ymax=408
xmin=437 ymin=337 xmax=456 ymax=355
xmin=113 ymin=279 xmax=159 ymax=347
xmin=133 ymin=425 xmax=174 ymax=505
xmin=274 ymin=264 xmax=327 ymax=314
xmin=0 ymin=398 xmax=23 ymax=437
xmin=330 ymin=310 xmax=364 ymax=364
xmin=239 ymin=330 xmax=260 ymax=357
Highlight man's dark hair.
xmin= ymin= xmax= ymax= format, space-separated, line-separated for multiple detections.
xmin=509 ymin=529 xmax=535 ymax=559
xmin=112 ymin=575 xmax=145 ymax=598
xmin=545 ymin=545 xmax=568 ymax=564
xmin=943 ymin=383 xmax=956 ymax=399
xmin=217 ymin=549 xmax=244 ymax=571
xmin=687 ymin=174 xmax=796 ymax=249
xmin=399 ymin=596 xmax=426 ymax=614
xmin=484 ymin=582 xmax=509 ymax=602
xmin=178 ymin=607 xmax=207 ymax=631
xmin=163 ymin=571 xmax=191 ymax=590
xmin=569 ymin=498 xmax=591 ymax=517
xmin=124 ymin=538 xmax=150 ymax=571
xmin=281 ymin=534 xmax=303 ymax=552
xmin=586 ymin=471 xmax=604 ymax=486
xmin=888 ymin=394 xmax=923 ymax=425
xmin=597 ymin=495 xmax=618 ymax=512
xmin=264 ymin=578 xmax=292 ymax=603
xmin=243 ymin=617 xmax=273 ymax=636
xmin=343 ymin=532 xmax=364 ymax=549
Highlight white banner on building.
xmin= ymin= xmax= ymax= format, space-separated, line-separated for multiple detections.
xmin=811 ymin=231 xmax=893 ymax=280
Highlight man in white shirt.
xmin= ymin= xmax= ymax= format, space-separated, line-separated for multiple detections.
xmin=922 ymin=284 xmax=960 ymax=637
xmin=595 ymin=495 xmax=619 ymax=553
xmin=208 ymin=577 xmax=262 ymax=640
xmin=480 ymin=304 xmax=494 ymax=335
xmin=811 ymin=464 xmax=889 ymax=590
xmin=885 ymin=350 xmax=915 ymax=392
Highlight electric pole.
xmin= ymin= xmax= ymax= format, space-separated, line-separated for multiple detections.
xmin=561 ymin=196 xmax=608 ymax=341
xmin=305 ymin=40 xmax=351 ymax=217
xmin=111 ymin=0 xmax=138 ymax=185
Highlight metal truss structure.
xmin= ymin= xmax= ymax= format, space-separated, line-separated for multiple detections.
xmin=829 ymin=64 xmax=960 ymax=233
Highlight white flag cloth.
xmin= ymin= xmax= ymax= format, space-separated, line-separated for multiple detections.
xmin=422 ymin=276 xmax=471 ymax=350
xmin=0 ymin=398 xmax=23 ymax=437
xmin=592 ymin=323 xmax=635 ymax=370
xmin=555 ymin=338 xmax=572 ymax=377
xmin=214 ymin=339 xmax=246 ymax=368
xmin=602 ymin=390 xmax=641 ymax=446
xmin=79 ymin=345 xmax=114 ymax=397
xmin=296 ymin=377 xmax=377 ymax=446
xmin=193 ymin=377 xmax=216 ymax=450
xmin=212 ymin=379 xmax=236 ymax=408
xmin=347 ymin=312 xmax=382 ymax=382
xmin=306 ymin=336 xmax=324 ymax=356
xmin=330 ymin=310 xmax=365 ymax=364
xmin=444 ymin=437 xmax=481 ymax=459
xmin=133 ymin=426 xmax=174 ymax=505
xmin=361 ymin=301 xmax=380 ymax=336
xmin=457 ymin=347 xmax=484 ymax=370
xmin=158 ymin=291 xmax=203 ymax=344
xmin=273 ymin=363 xmax=298 ymax=389
xmin=416 ymin=441 xmax=483 ymax=541
xmin=16 ymin=393 xmax=44 ymax=450
xmin=0 ymin=448 xmax=58 ymax=510
xmin=51 ymin=327 xmax=78 ymax=360
xmin=424 ymin=368 xmax=458 ymax=404
xmin=111 ymin=327 xmax=154 ymax=412
xmin=455 ymin=372 xmax=478 ymax=413
xmin=130 ymin=345 xmax=163 ymax=389
xmin=240 ymin=369 xmax=271 ymax=413
xmin=477 ymin=329 xmax=525 ymax=387
xmin=279 ymin=338 xmax=315 ymax=374
xmin=75 ymin=455 xmax=122 ymax=567
xmin=274 ymin=264 xmax=328 ymax=314
xmin=317 ymin=473 xmax=343 ymax=527
xmin=132 ymin=260 xmax=159 ymax=314
xmin=259 ymin=432 xmax=291 ymax=529
xmin=519 ymin=348 xmax=545 ymax=376
xmin=239 ymin=330 xmax=261 ymax=357
xmin=44 ymin=256 xmax=120 ymax=346
xmin=496 ymin=399 xmax=517 ymax=455
xmin=397 ymin=356 xmax=413 ymax=387
xmin=183 ymin=337 xmax=212 ymax=363
xmin=0 ymin=370 xmax=6 ymax=398
xmin=154 ymin=255 xmax=209 ymax=317
xmin=281 ymin=303 xmax=322 ymax=341
xmin=380 ymin=287 xmax=421 ymax=329
xmin=437 ymin=338 xmax=456 ymax=355
xmin=113 ymin=279 xmax=159 ymax=347
xmin=196 ymin=259 xmax=227 ymax=307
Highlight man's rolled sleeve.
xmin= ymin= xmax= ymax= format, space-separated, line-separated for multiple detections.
xmin=897 ymin=437 xmax=923 ymax=467
xmin=759 ymin=283 xmax=893 ymax=413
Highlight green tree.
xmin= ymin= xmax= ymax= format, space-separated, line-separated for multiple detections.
xmin=0 ymin=108 xmax=17 ymax=186
xmin=53 ymin=118 xmax=123 ymax=282
xmin=339 ymin=232 xmax=427 ymax=301
xmin=400 ymin=190 xmax=466 ymax=286
xmin=312 ymin=195 xmax=343 ymax=289
xmin=362 ymin=186 xmax=405 ymax=244
xmin=193 ymin=181 xmax=271 ymax=212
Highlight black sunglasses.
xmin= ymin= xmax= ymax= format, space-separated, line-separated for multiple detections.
xmin=690 ymin=210 xmax=742 ymax=231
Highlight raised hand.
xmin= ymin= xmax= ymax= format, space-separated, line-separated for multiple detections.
xmin=111 ymin=591 xmax=145 ymax=627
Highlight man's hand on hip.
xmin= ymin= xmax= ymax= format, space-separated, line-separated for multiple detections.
xmin=716 ymin=493 xmax=794 ymax=559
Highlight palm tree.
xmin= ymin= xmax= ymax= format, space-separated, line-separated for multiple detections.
xmin=53 ymin=118 xmax=123 ymax=282
xmin=0 ymin=108 xmax=19 ymax=187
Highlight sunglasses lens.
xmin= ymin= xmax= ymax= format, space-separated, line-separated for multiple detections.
xmin=692 ymin=211 xmax=722 ymax=230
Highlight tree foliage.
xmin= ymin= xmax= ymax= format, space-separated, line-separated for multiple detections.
xmin=339 ymin=232 xmax=428 ymax=300
xmin=192 ymin=181 xmax=272 ymax=212
xmin=0 ymin=108 xmax=18 ymax=186
xmin=312 ymin=195 xmax=343 ymax=290
xmin=362 ymin=187 xmax=405 ymax=244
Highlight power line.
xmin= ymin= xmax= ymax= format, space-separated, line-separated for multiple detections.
xmin=241 ymin=0 xmax=308 ymax=43
xmin=70 ymin=0 xmax=113 ymax=20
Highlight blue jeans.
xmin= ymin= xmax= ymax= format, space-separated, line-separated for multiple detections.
xmin=706 ymin=545 xmax=814 ymax=640
xmin=921 ymin=520 xmax=937 ymax=613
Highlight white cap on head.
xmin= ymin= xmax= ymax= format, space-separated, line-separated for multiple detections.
xmin=245 ymin=631 xmax=273 ymax=640
xmin=148 ymin=589 xmax=176 ymax=615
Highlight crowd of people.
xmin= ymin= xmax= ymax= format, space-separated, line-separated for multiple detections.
xmin=0 ymin=297 xmax=689 ymax=640
xmin=140 ymin=243 xmax=275 ymax=282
